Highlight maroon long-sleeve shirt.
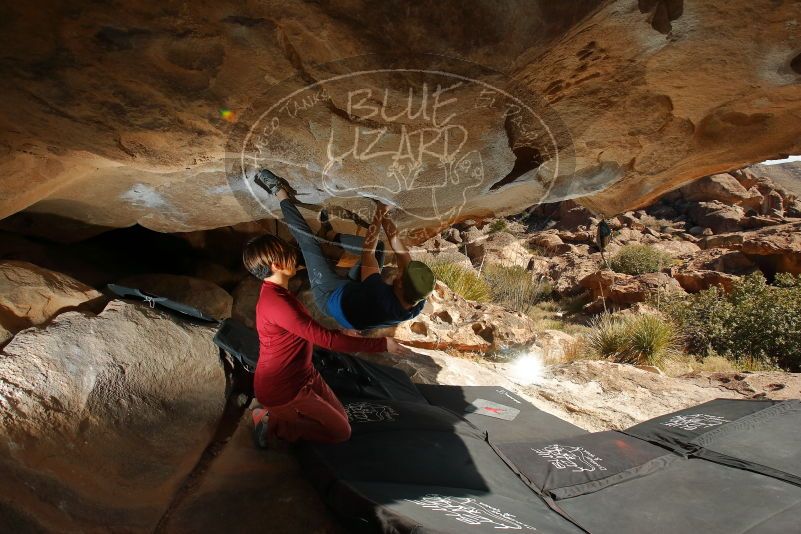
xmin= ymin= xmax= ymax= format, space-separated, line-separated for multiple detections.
xmin=254 ymin=281 xmax=387 ymax=406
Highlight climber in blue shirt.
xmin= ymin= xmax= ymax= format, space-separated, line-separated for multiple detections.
xmin=255 ymin=168 xmax=435 ymax=331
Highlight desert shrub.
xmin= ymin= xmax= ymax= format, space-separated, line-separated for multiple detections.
xmin=426 ymin=260 xmax=490 ymax=302
xmin=481 ymin=264 xmax=552 ymax=313
xmin=609 ymin=244 xmax=672 ymax=275
xmin=585 ymin=313 xmax=680 ymax=366
xmin=661 ymin=272 xmax=801 ymax=370
xmin=487 ymin=219 xmax=508 ymax=233
xmin=638 ymin=213 xmax=673 ymax=231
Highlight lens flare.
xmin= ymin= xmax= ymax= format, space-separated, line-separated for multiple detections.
xmin=219 ymin=108 xmax=237 ymax=123
xmin=509 ymin=350 xmax=545 ymax=386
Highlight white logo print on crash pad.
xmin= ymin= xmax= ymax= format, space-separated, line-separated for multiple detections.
xmin=661 ymin=414 xmax=730 ymax=431
xmin=344 ymin=401 xmax=400 ymax=423
xmin=533 ymin=444 xmax=608 ymax=473
xmin=406 ymin=495 xmax=536 ymax=530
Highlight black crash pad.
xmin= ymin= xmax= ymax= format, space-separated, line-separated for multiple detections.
xmin=623 ymin=398 xmax=779 ymax=454
xmin=314 ymin=350 xmax=427 ymax=404
xmin=692 ymin=400 xmax=801 ymax=487
xmin=417 ymin=384 xmax=587 ymax=444
xmin=300 ymin=398 xmax=585 ymax=534
xmin=497 ymin=431 xmax=674 ymax=500
xmin=557 ymin=457 xmax=801 ymax=534
xmin=213 ymin=318 xmax=259 ymax=372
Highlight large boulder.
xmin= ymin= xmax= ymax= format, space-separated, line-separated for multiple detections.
xmin=579 ymin=269 xmax=685 ymax=312
xmin=670 ymin=248 xmax=758 ymax=293
xmin=231 ymin=275 xmax=308 ymax=328
xmin=375 ymin=281 xmax=537 ymax=353
xmin=231 ymin=276 xmax=263 ymax=329
xmin=547 ymin=252 xmax=602 ymax=296
xmin=687 ymin=201 xmax=745 ymax=234
xmin=0 ymin=300 xmax=227 ymax=532
xmin=528 ymin=232 xmax=565 ymax=255
xmin=0 ymin=325 xmax=10 ymax=347
xmin=118 ymin=273 xmax=233 ymax=320
xmin=738 ymin=221 xmax=801 ymax=275
xmin=679 ymin=173 xmax=763 ymax=209
xmin=409 ymin=236 xmax=474 ymax=271
xmin=464 ymin=231 xmax=533 ymax=269
xmin=163 ymin=411 xmax=342 ymax=534
xmin=0 ymin=260 xmax=103 ymax=335
xmin=534 ymin=330 xmax=578 ymax=364
xmin=556 ymin=200 xmax=594 ymax=231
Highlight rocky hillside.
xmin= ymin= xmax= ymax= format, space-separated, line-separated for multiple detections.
xmin=419 ymin=163 xmax=801 ymax=306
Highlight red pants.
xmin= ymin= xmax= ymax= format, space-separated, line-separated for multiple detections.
xmin=264 ymin=370 xmax=351 ymax=444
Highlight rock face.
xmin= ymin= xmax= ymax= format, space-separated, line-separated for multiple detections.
xmin=738 ymin=222 xmax=801 ymax=275
xmin=381 ymin=281 xmax=537 ymax=353
xmin=162 ymin=412 xmax=343 ymax=534
xmin=464 ymin=231 xmax=534 ymax=268
xmin=515 ymin=360 xmax=801 ymax=431
xmin=0 ymin=300 xmax=227 ymax=532
xmin=0 ymin=260 xmax=103 ymax=335
xmin=231 ymin=276 xmax=263 ymax=329
xmin=579 ymin=269 xmax=685 ymax=312
xmin=679 ymin=173 xmax=763 ymax=209
xmin=670 ymin=248 xmax=757 ymax=292
xmin=2 ymin=1 xmax=801 ymax=236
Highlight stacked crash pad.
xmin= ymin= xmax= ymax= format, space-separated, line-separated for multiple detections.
xmin=303 ymin=351 xmax=801 ymax=534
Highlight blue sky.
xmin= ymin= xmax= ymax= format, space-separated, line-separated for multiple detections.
xmin=761 ymin=155 xmax=801 ymax=166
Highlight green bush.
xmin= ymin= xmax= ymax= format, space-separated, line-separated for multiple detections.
xmin=481 ymin=264 xmax=552 ymax=313
xmin=609 ymin=244 xmax=672 ymax=275
xmin=585 ymin=313 xmax=680 ymax=366
xmin=426 ymin=261 xmax=490 ymax=302
xmin=660 ymin=272 xmax=801 ymax=370
xmin=487 ymin=219 xmax=508 ymax=233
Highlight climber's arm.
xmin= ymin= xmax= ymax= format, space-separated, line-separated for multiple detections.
xmin=360 ymin=203 xmax=387 ymax=281
xmin=381 ymin=210 xmax=411 ymax=273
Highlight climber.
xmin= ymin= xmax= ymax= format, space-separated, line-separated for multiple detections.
xmin=242 ymin=233 xmax=414 ymax=448
xmin=254 ymin=168 xmax=435 ymax=332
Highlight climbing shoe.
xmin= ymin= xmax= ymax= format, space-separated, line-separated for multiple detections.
xmin=319 ymin=207 xmax=334 ymax=237
xmin=252 ymin=407 xmax=270 ymax=449
xmin=254 ymin=168 xmax=288 ymax=196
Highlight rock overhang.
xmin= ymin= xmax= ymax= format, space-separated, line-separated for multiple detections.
xmin=1 ymin=0 xmax=800 ymax=239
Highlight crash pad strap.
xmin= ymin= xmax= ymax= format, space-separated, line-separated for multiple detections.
xmin=107 ymin=283 xmax=218 ymax=323
xmin=213 ymin=318 xmax=259 ymax=372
